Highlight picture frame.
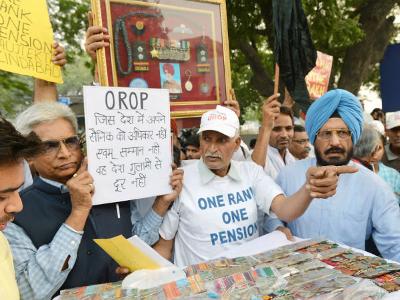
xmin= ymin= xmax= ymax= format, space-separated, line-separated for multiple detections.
xmin=91 ymin=0 xmax=231 ymax=118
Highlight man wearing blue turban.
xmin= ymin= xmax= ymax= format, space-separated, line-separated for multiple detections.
xmin=274 ymin=89 xmax=400 ymax=262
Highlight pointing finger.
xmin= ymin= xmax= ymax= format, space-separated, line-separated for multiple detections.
xmin=336 ymin=165 xmax=358 ymax=175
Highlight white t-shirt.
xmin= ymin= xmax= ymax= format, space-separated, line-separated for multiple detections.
xmin=159 ymin=159 xmax=283 ymax=267
xmin=264 ymin=146 xmax=296 ymax=180
xmin=232 ymin=140 xmax=252 ymax=161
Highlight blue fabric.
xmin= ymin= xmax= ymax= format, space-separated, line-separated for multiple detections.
xmin=276 ymin=158 xmax=400 ymax=263
xmin=305 ymin=89 xmax=363 ymax=144
xmin=6 ymin=177 xmax=132 ymax=299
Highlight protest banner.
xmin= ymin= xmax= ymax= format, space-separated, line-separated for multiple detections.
xmin=305 ymin=51 xmax=333 ymax=100
xmin=83 ymin=86 xmax=172 ymax=205
xmin=0 ymin=0 xmax=62 ymax=83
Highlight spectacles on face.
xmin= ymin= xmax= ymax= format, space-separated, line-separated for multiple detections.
xmin=42 ymin=136 xmax=80 ymax=155
xmin=292 ymin=139 xmax=309 ymax=145
xmin=317 ymin=129 xmax=352 ymax=140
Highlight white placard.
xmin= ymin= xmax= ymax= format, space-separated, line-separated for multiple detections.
xmin=83 ymin=86 xmax=172 ymax=205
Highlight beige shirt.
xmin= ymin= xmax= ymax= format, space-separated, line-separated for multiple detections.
xmin=0 ymin=231 xmax=19 ymax=299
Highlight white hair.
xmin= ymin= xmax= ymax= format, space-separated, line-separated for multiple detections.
xmin=15 ymin=102 xmax=78 ymax=136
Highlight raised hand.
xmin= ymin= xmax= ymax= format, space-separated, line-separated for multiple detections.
xmin=85 ymin=12 xmax=110 ymax=62
xmin=224 ymin=89 xmax=241 ymax=117
xmin=262 ymin=93 xmax=281 ymax=130
xmin=51 ymin=42 xmax=67 ymax=67
xmin=67 ymin=158 xmax=94 ymax=213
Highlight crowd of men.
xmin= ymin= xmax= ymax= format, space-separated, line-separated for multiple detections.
xmin=0 ymin=25 xmax=399 ymax=300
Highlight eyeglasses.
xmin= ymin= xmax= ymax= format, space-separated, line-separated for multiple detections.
xmin=42 ymin=136 xmax=80 ymax=155
xmin=292 ymin=139 xmax=309 ymax=145
xmin=317 ymin=129 xmax=352 ymax=140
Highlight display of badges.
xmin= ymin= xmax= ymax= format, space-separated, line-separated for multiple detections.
xmin=129 ymin=78 xmax=148 ymax=88
xmin=150 ymin=38 xmax=190 ymax=61
xmin=132 ymin=41 xmax=149 ymax=71
xmin=196 ymin=43 xmax=210 ymax=73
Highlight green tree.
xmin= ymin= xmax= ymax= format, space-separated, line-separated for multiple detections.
xmin=0 ymin=0 xmax=90 ymax=118
xmin=227 ymin=0 xmax=400 ymax=116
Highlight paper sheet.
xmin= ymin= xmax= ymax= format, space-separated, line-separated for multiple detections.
xmin=94 ymin=235 xmax=172 ymax=272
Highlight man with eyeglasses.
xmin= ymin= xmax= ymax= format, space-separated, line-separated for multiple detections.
xmin=289 ymin=125 xmax=312 ymax=160
xmin=4 ymin=102 xmax=183 ymax=299
xmin=274 ymin=89 xmax=400 ymax=262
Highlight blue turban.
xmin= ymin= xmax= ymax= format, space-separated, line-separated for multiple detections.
xmin=305 ymin=89 xmax=363 ymax=144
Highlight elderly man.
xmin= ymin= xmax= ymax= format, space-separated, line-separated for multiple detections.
xmin=289 ymin=125 xmax=312 ymax=160
xmin=154 ymin=105 xmax=356 ymax=267
xmin=5 ymin=102 xmax=182 ymax=299
xmin=382 ymin=111 xmax=400 ymax=171
xmin=0 ymin=118 xmax=43 ymax=300
xmin=276 ymin=89 xmax=400 ymax=262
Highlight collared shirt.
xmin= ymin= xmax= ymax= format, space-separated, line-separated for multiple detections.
xmin=159 ymin=159 xmax=283 ymax=267
xmin=276 ymin=157 xmax=400 ymax=263
xmin=261 ymin=147 xmax=296 ymax=234
xmin=264 ymin=146 xmax=296 ymax=180
xmin=378 ymin=162 xmax=400 ymax=202
xmin=0 ymin=232 xmax=19 ymax=300
xmin=232 ymin=140 xmax=252 ymax=161
xmin=40 ymin=177 xmax=69 ymax=193
xmin=5 ymin=178 xmax=162 ymax=299
xmin=382 ymin=144 xmax=400 ymax=172
xmin=130 ymin=197 xmax=163 ymax=246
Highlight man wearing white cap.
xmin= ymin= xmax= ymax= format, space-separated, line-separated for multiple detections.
xmin=382 ymin=111 xmax=400 ymax=171
xmin=154 ymin=105 xmax=357 ymax=267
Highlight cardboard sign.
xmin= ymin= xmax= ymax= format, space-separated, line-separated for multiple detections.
xmin=305 ymin=51 xmax=333 ymax=99
xmin=83 ymin=86 xmax=172 ymax=205
xmin=0 ymin=0 xmax=62 ymax=83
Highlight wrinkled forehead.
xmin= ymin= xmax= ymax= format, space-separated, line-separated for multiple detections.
xmin=200 ymin=130 xmax=229 ymax=138
xmin=319 ymin=118 xmax=349 ymax=131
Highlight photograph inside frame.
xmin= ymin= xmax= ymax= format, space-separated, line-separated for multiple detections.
xmin=91 ymin=0 xmax=231 ymax=118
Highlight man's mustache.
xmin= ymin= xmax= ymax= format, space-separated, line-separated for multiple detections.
xmin=204 ymin=152 xmax=222 ymax=159
xmin=325 ymin=147 xmax=345 ymax=155
xmin=0 ymin=213 xmax=15 ymax=224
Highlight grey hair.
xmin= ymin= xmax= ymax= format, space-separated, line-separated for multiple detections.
xmin=15 ymin=102 xmax=78 ymax=136
xmin=353 ymin=123 xmax=381 ymax=158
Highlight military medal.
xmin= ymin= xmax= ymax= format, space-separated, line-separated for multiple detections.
xmin=196 ymin=43 xmax=210 ymax=73
xmin=131 ymin=21 xmax=145 ymax=35
xmin=129 ymin=78 xmax=148 ymax=88
xmin=150 ymin=37 xmax=190 ymax=61
xmin=184 ymin=70 xmax=193 ymax=92
xmin=200 ymin=82 xmax=209 ymax=94
xmin=133 ymin=41 xmax=149 ymax=71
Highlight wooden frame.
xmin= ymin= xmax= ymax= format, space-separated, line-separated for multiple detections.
xmin=91 ymin=0 xmax=231 ymax=118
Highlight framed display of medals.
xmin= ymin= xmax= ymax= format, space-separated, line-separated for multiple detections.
xmin=91 ymin=0 xmax=231 ymax=118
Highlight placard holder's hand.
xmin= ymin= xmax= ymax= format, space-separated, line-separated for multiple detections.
xmin=85 ymin=11 xmax=110 ymax=62
xmin=152 ymin=165 xmax=184 ymax=217
xmin=224 ymin=89 xmax=241 ymax=118
xmin=262 ymin=93 xmax=281 ymax=130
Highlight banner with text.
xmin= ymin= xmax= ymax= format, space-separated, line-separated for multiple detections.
xmin=305 ymin=51 xmax=333 ymax=100
xmin=0 ymin=0 xmax=62 ymax=83
xmin=83 ymin=86 xmax=172 ymax=205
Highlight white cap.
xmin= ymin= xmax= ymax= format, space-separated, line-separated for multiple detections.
xmin=198 ymin=105 xmax=240 ymax=138
xmin=386 ymin=111 xmax=400 ymax=130
xmin=369 ymin=120 xmax=385 ymax=136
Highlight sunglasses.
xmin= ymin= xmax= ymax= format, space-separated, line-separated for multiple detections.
xmin=42 ymin=136 xmax=80 ymax=155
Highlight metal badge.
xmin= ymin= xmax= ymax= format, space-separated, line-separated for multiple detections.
xmin=133 ymin=41 xmax=149 ymax=71
xmin=184 ymin=70 xmax=193 ymax=92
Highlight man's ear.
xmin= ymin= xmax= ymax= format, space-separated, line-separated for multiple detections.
xmin=234 ymin=136 xmax=241 ymax=151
